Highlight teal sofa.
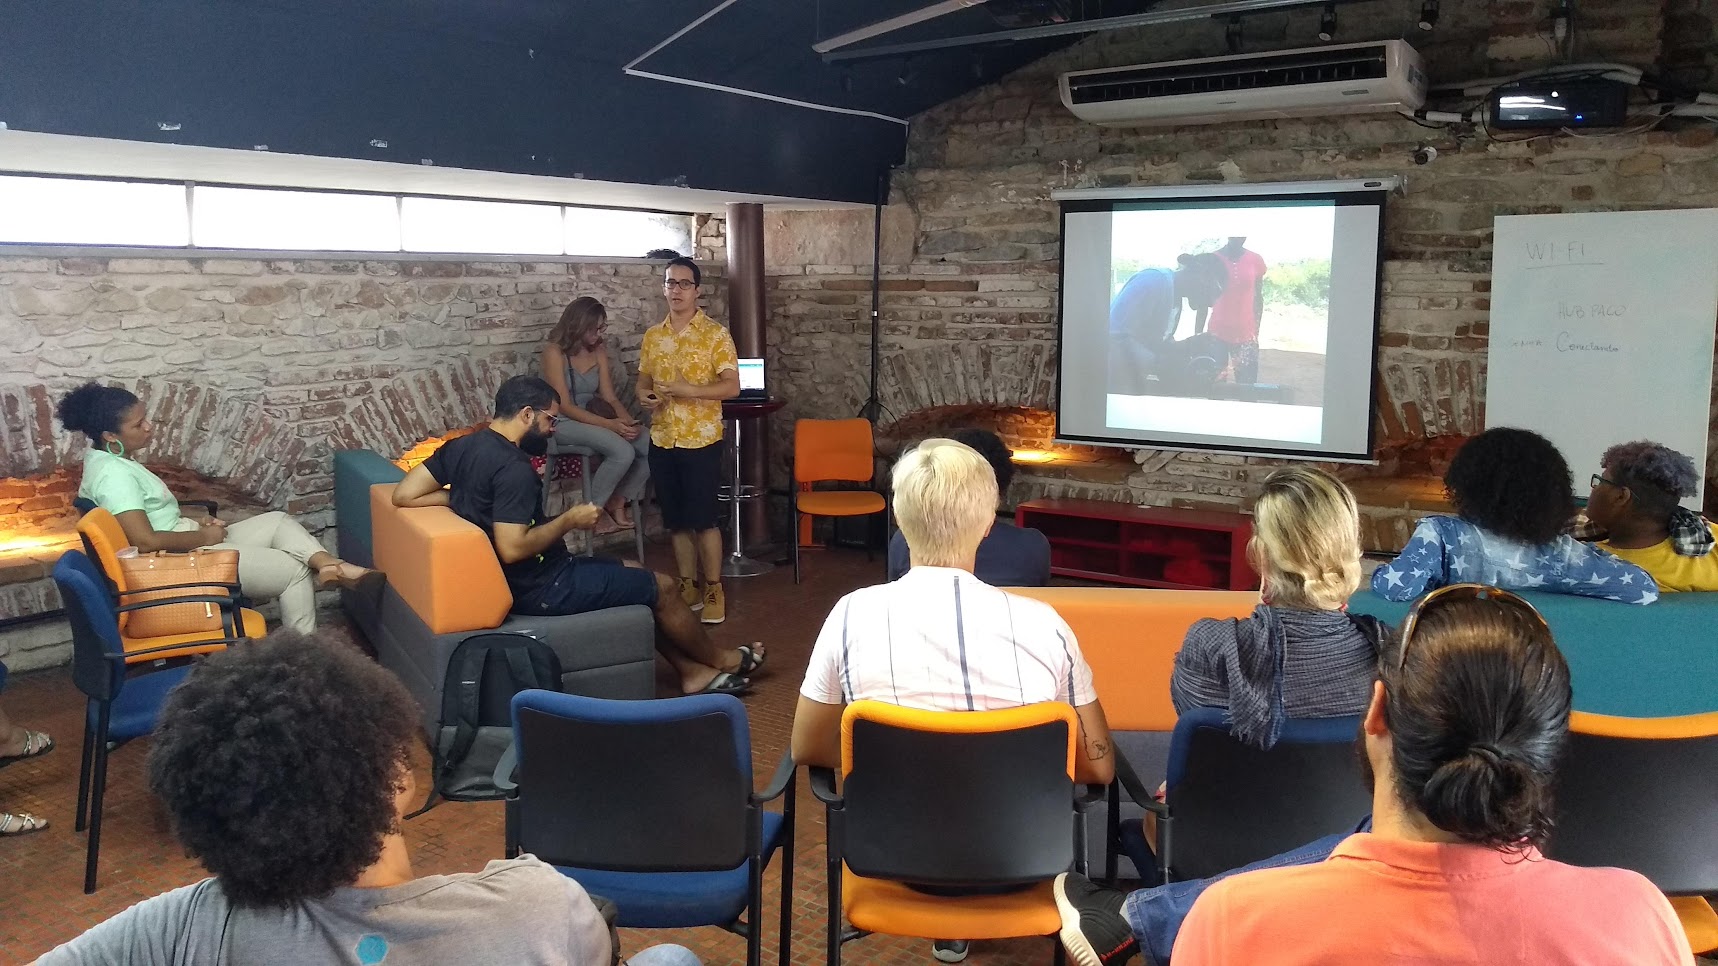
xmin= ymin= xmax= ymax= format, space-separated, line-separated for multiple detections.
xmin=1348 ymin=589 xmax=1718 ymax=717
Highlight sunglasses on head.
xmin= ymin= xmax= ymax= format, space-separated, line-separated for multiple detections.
xmin=1394 ymin=583 xmax=1550 ymax=672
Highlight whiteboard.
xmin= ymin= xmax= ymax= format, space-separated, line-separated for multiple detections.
xmin=1487 ymin=209 xmax=1718 ymax=503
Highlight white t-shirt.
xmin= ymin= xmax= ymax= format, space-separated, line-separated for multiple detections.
xmin=801 ymin=566 xmax=1098 ymax=711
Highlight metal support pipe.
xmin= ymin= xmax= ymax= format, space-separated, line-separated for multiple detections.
xmin=859 ymin=169 xmax=887 ymax=423
xmin=724 ymin=203 xmax=771 ymax=543
xmin=822 ymin=0 xmax=1358 ymax=61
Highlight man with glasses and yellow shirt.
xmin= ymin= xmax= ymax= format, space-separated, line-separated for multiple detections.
xmin=637 ymin=257 xmax=746 ymax=626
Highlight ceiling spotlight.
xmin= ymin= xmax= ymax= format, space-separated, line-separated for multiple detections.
xmin=897 ymin=59 xmax=915 ymax=86
xmin=1418 ymin=0 xmax=1438 ymax=30
xmin=1225 ymin=15 xmax=1243 ymax=52
xmin=840 ymin=65 xmax=854 ymax=93
xmin=972 ymin=53 xmax=984 ymax=78
xmin=1318 ymin=3 xmax=1337 ymax=41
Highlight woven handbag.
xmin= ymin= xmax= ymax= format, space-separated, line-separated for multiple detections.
xmin=117 ymin=548 xmax=241 ymax=638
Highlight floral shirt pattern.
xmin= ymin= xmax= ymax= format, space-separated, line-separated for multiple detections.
xmin=639 ymin=310 xmax=738 ymax=449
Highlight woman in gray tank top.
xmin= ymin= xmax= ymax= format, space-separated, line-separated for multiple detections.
xmin=541 ymin=297 xmax=650 ymax=532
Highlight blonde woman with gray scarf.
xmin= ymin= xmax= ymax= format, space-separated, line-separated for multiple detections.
xmin=1170 ymin=466 xmax=1384 ymax=748
xmin=1120 ymin=467 xmax=1384 ymax=887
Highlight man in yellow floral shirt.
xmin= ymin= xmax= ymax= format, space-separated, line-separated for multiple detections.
xmin=638 ymin=257 xmax=743 ymax=623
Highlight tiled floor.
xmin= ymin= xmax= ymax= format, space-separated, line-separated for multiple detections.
xmin=0 ymin=544 xmax=1058 ymax=966
xmin=5 ymin=545 xmax=1712 ymax=965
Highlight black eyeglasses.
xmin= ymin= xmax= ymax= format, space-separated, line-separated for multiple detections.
xmin=1591 ymin=473 xmax=1623 ymax=490
xmin=663 ymin=279 xmax=698 ymax=291
xmin=1394 ymin=583 xmax=1550 ymax=672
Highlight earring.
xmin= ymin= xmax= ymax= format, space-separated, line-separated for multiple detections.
xmin=105 ymin=439 xmax=125 ymax=457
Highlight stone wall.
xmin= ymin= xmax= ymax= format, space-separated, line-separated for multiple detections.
xmin=764 ymin=0 xmax=1718 ymax=550
xmin=0 ymin=250 xmax=726 ymax=667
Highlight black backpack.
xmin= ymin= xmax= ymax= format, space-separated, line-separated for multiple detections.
xmin=408 ymin=632 xmax=563 ymax=818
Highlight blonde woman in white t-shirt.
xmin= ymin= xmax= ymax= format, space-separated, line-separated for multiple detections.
xmin=791 ymin=438 xmax=1118 ymax=964
xmin=56 ymin=383 xmax=379 ymax=633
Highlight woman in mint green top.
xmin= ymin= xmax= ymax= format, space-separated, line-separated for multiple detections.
xmin=58 ymin=383 xmax=380 ymax=633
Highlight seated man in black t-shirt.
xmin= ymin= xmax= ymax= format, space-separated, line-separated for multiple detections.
xmin=392 ymin=376 xmax=762 ymax=695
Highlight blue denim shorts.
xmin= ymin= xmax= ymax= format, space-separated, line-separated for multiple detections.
xmin=517 ymin=556 xmax=658 ymax=615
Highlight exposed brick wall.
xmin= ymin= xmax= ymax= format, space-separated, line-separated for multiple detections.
xmin=0 ymin=253 xmax=727 ymax=667
xmin=1 ymin=254 xmax=725 ymax=530
xmin=764 ymin=0 xmax=1718 ymax=550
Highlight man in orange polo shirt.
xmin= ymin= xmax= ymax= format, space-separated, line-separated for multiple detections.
xmin=1055 ymin=588 xmax=1689 ymax=966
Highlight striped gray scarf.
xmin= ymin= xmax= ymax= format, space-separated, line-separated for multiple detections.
xmin=1222 ymin=604 xmax=1382 ymax=749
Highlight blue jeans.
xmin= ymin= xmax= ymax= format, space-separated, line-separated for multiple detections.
xmin=1119 ymin=817 xmax=1372 ymax=966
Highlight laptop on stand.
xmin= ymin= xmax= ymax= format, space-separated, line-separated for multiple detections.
xmin=735 ymin=358 xmax=767 ymax=401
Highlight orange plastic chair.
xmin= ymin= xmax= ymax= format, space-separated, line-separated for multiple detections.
xmin=1550 ymin=710 xmax=1718 ymax=956
xmin=792 ymin=419 xmax=887 ymax=584
xmin=75 ymin=507 xmax=266 ymax=662
xmin=808 ymin=700 xmax=1088 ymax=966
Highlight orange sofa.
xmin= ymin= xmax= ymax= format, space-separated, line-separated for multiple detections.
xmin=335 ymin=449 xmax=656 ymax=735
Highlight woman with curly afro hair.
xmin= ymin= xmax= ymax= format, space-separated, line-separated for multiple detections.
xmin=33 ymin=632 xmax=701 ymax=966
xmin=1586 ymin=440 xmax=1718 ymax=592
xmin=1371 ymin=427 xmax=1656 ymax=604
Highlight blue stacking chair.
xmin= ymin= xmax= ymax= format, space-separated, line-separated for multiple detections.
xmin=1110 ymin=708 xmax=1370 ymax=883
xmin=498 ymin=690 xmax=795 ymax=966
xmin=53 ymin=550 xmax=248 ymax=893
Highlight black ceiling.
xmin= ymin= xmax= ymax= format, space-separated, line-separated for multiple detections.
xmin=1 ymin=1 xmax=1150 ymax=204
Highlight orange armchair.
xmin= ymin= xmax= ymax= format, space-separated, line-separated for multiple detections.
xmin=793 ymin=418 xmax=887 ymax=584
xmin=1550 ymin=710 xmax=1718 ymax=956
xmin=74 ymin=507 xmax=266 ymax=663
xmin=808 ymin=700 xmax=1094 ymax=966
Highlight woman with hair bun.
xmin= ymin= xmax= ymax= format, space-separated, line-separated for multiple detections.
xmin=1053 ymin=586 xmax=1691 ymax=966
xmin=1172 ymin=466 xmax=1382 ymax=750
xmin=1164 ymin=585 xmax=1691 ymax=964
xmin=1372 ymin=426 xmax=1657 ymax=604
xmin=56 ymin=382 xmax=379 ymax=634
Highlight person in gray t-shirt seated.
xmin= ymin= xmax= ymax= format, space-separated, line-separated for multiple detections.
xmin=31 ymin=632 xmax=700 ymax=966
xmin=886 ymin=428 xmax=1051 ymax=587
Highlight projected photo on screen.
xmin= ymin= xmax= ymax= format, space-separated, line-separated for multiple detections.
xmin=1056 ymin=182 xmax=1389 ymax=462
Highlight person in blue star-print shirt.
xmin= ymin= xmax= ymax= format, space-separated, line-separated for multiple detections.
xmin=1372 ymin=427 xmax=1658 ymax=605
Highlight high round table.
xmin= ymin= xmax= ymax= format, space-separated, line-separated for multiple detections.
xmin=718 ymin=397 xmax=786 ymax=577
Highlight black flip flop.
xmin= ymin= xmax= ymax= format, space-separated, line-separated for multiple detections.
xmin=735 ymin=644 xmax=767 ymax=676
xmin=691 ymin=672 xmax=751 ymax=696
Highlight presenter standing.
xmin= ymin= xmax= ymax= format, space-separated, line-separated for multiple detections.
xmin=637 ymin=257 xmax=742 ymax=624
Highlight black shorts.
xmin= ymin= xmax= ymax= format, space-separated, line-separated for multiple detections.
xmin=649 ymin=441 xmax=724 ymax=532
xmin=515 ymin=556 xmax=659 ymax=616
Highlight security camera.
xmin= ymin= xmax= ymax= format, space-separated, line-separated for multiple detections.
xmin=1412 ymin=144 xmax=1438 ymax=165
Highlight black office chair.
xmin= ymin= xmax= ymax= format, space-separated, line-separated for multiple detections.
xmin=1547 ymin=710 xmax=1718 ymax=955
xmin=498 ymin=690 xmax=794 ymax=966
xmin=810 ymin=700 xmax=1097 ymax=966
xmin=1111 ymin=708 xmax=1369 ymax=883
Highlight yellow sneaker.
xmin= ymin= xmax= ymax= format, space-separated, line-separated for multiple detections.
xmin=680 ymin=577 xmax=703 ymax=612
xmin=702 ymin=583 xmax=725 ymax=624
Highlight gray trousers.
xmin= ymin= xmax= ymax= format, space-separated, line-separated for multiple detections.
xmin=552 ymin=419 xmax=651 ymax=508
xmin=205 ymin=510 xmax=328 ymax=634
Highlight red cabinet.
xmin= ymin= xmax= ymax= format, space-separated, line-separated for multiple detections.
xmin=1016 ymin=498 xmax=1259 ymax=591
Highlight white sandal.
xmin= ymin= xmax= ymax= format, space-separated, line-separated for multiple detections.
xmin=0 ymin=811 xmax=48 ymax=836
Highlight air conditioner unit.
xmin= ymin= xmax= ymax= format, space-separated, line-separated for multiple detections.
xmin=1060 ymin=39 xmax=1427 ymax=127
